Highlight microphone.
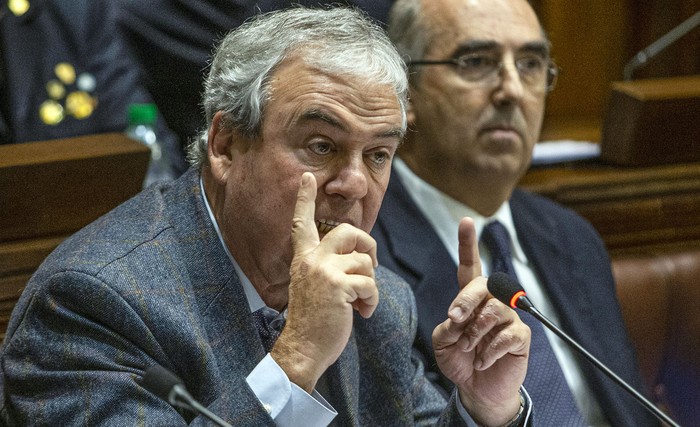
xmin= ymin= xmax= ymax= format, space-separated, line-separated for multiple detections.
xmin=138 ymin=364 xmax=233 ymax=427
xmin=487 ymin=272 xmax=681 ymax=427
xmin=623 ymin=10 xmax=700 ymax=80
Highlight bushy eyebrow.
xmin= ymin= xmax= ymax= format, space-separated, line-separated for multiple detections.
xmin=450 ymin=39 xmax=551 ymax=59
xmin=300 ymin=109 xmax=344 ymax=129
xmin=299 ymin=108 xmax=405 ymax=140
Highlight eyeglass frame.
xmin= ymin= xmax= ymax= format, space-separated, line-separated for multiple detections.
xmin=408 ymin=53 xmax=560 ymax=93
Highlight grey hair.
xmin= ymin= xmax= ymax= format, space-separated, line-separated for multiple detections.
xmin=388 ymin=0 xmax=550 ymax=87
xmin=187 ymin=6 xmax=409 ymax=168
xmin=387 ymin=0 xmax=433 ymax=87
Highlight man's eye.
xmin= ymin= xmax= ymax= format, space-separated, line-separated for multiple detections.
xmin=458 ymin=54 xmax=497 ymax=71
xmin=517 ymin=56 xmax=546 ymax=74
xmin=309 ymin=142 xmax=333 ymax=155
xmin=369 ymin=151 xmax=390 ymax=166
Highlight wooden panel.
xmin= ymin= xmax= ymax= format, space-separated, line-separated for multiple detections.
xmin=520 ymin=161 xmax=700 ymax=257
xmin=533 ymin=0 xmax=700 ymax=142
xmin=537 ymin=0 xmax=628 ymax=141
xmin=0 ymin=133 xmax=149 ymax=242
xmin=601 ymin=76 xmax=700 ymax=165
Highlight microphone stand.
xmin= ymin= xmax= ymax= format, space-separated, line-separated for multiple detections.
xmin=519 ymin=298 xmax=681 ymax=427
xmin=138 ymin=365 xmax=233 ymax=427
xmin=167 ymin=383 xmax=233 ymax=427
xmin=623 ymin=10 xmax=700 ymax=80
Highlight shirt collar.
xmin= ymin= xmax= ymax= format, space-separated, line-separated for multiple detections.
xmin=392 ymin=158 xmax=528 ymax=265
xmin=199 ymin=176 xmax=266 ymax=313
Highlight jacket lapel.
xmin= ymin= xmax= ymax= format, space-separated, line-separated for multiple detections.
xmin=510 ymin=189 xmax=600 ymax=353
xmin=163 ymin=169 xmax=264 ymax=382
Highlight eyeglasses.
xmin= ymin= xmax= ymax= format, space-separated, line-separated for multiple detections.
xmin=409 ymin=53 xmax=559 ymax=92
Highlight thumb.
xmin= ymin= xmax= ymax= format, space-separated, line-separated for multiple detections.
xmin=291 ymin=172 xmax=320 ymax=256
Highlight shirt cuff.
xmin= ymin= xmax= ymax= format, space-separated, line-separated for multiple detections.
xmin=455 ymin=386 xmax=533 ymax=427
xmin=246 ymin=354 xmax=337 ymax=426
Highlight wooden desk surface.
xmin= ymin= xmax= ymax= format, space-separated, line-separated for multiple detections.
xmin=520 ymin=160 xmax=700 ymax=257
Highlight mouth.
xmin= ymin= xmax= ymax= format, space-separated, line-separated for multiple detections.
xmin=482 ymin=124 xmax=518 ymax=134
xmin=316 ymin=219 xmax=341 ymax=235
xmin=480 ymin=119 xmax=524 ymax=138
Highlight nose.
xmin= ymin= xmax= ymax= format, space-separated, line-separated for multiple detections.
xmin=492 ymin=59 xmax=524 ymax=105
xmin=324 ymin=156 xmax=369 ymax=201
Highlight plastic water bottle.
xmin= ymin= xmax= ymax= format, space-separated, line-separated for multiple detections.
xmin=126 ymin=103 xmax=174 ymax=188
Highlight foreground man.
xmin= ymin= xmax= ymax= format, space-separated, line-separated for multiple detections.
xmin=373 ymin=0 xmax=658 ymax=425
xmin=1 ymin=7 xmax=533 ymax=426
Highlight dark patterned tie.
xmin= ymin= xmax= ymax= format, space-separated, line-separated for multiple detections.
xmin=481 ymin=221 xmax=587 ymax=426
xmin=252 ymin=307 xmax=285 ymax=353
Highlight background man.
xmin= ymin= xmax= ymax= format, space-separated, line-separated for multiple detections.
xmin=1 ymin=7 xmax=532 ymax=426
xmin=373 ymin=0 xmax=659 ymax=425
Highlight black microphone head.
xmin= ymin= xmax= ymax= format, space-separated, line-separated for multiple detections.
xmin=487 ymin=272 xmax=531 ymax=310
xmin=138 ymin=364 xmax=183 ymax=402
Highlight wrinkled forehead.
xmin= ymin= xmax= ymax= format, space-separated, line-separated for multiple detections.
xmin=423 ymin=0 xmax=545 ymax=57
xmin=266 ymin=56 xmax=405 ymax=135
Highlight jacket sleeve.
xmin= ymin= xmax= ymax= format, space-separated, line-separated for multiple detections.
xmin=0 ymin=270 xmax=273 ymax=426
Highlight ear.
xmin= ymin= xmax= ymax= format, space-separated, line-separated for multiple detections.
xmin=207 ymin=111 xmax=235 ymax=183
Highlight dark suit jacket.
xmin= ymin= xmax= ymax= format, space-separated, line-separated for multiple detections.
xmin=372 ymin=167 xmax=660 ymax=427
xmin=0 ymin=168 xmax=467 ymax=426
xmin=0 ymin=0 xmax=186 ymax=173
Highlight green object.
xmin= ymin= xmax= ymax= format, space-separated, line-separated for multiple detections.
xmin=127 ymin=103 xmax=158 ymax=125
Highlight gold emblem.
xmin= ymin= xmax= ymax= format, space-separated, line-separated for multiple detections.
xmin=40 ymin=63 xmax=98 ymax=124
xmin=46 ymin=80 xmax=66 ymax=100
xmin=39 ymin=100 xmax=65 ymax=125
xmin=54 ymin=63 xmax=76 ymax=85
xmin=65 ymin=91 xmax=96 ymax=119
xmin=8 ymin=0 xmax=30 ymax=16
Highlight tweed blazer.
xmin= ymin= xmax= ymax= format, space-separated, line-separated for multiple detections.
xmin=0 ymin=169 xmax=466 ymax=426
xmin=372 ymin=167 xmax=660 ymax=427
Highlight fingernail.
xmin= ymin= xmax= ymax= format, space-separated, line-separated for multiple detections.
xmin=301 ymin=173 xmax=310 ymax=186
xmin=449 ymin=306 xmax=466 ymax=322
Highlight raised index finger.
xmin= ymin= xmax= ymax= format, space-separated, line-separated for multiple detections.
xmin=291 ymin=172 xmax=320 ymax=256
xmin=457 ymin=217 xmax=482 ymax=290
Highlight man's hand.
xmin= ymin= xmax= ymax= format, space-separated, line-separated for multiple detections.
xmin=432 ymin=218 xmax=530 ymax=426
xmin=272 ymin=172 xmax=379 ymax=393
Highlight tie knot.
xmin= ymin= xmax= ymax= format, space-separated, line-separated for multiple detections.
xmin=481 ymin=221 xmax=517 ymax=281
xmin=482 ymin=221 xmax=513 ymax=257
xmin=252 ymin=307 xmax=285 ymax=352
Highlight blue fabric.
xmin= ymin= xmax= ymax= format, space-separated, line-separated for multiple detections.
xmin=482 ymin=221 xmax=586 ymax=426
xmin=0 ymin=168 xmax=468 ymax=426
xmin=372 ymin=166 xmax=660 ymax=427
xmin=252 ymin=308 xmax=284 ymax=354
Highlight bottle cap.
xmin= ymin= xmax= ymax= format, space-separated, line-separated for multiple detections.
xmin=128 ymin=103 xmax=158 ymax=125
